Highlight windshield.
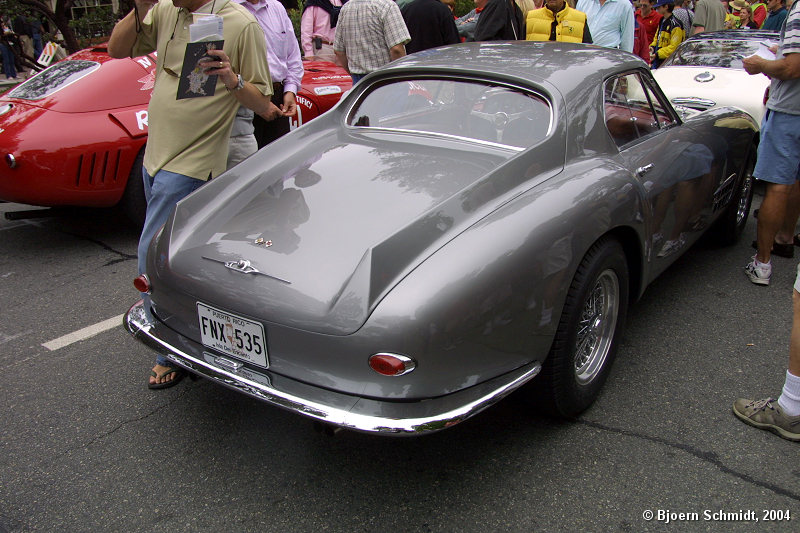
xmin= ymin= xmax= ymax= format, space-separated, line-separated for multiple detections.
xmin=7 ymin=60 xmax=100 ymax=100
xmin=347 ymin=78 xmax=551 ymax=149
xmin=662 ymin=39 xmax=778 ymax=69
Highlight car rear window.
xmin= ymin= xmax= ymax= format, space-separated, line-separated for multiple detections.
xmin=662 ymin=39 xmax=777 ymax=69
xmin=7 ymin=60 xmax=100 ymax=100
xmin=347 ymin=78 xmax=551 ymax=149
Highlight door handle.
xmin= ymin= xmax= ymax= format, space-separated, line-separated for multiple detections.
xmin=636 ymin=164 xmax=654 ymax=177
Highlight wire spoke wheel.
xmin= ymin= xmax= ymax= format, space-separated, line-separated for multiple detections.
xmin=529 ymin=238 xmax=629 ymax=417
xmin=574 ymin=269 xmax=619 ymax=385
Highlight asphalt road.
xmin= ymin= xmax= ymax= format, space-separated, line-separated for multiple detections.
xmin=0 ymin=196 xmax=798 ymax=533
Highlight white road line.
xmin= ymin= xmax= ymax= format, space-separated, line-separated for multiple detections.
xmin=42 ymin=314 xmax=125 ymax=351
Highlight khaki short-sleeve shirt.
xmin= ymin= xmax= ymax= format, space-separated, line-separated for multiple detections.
xmin=132 ymin=0 xmax=273 ymax=180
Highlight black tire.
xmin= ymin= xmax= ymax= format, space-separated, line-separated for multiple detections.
xmin=120 ymin=148 xmax=146 ymax=229
xmin=532 ymin=238 xmax=629 ymax=417
xmin=713 ymin=146 xmax=755 ymax=245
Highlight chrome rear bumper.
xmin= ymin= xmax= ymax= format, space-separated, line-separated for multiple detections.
xmin=124 ymin=300 xmax=542 ymax=435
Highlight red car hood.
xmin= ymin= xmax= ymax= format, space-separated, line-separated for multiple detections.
xmin=1 ymin=46 xmax=155 ymax=113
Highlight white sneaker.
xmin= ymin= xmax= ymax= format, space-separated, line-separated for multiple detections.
xmin=744 ymin=257 xmax=771 ymax=286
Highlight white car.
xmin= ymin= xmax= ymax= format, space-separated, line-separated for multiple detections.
xmin=652 ymin=30 xmax=778 ymax=128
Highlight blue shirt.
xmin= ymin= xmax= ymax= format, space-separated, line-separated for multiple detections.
xmin=762 ymin=6 xmax=789 ymax=31
xmin=768 ymin=0 xmax=800 ymax=114
xmin=576 ymin=0 xmax=634 ymax=52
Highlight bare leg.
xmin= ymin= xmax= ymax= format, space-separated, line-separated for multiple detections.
xmin=756 ymin=183 xmax=795 ymax=263
xmin=791 ymin=289 xmax=800 ymax=376
xmin=776 ymin=182 xmax=800 ymax=246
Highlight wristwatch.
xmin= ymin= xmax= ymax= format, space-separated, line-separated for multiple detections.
xmin=227 ymin=73 xmax=244 ymax=92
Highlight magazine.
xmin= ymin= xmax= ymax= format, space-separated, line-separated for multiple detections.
xmin=176 ymin=39 xmax=224 ymax=100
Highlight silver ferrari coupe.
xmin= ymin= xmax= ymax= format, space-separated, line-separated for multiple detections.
xmin=125 ymin=42 xmax=757 ymax=435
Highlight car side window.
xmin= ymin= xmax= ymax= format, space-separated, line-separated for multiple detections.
xmin=603 ymin=73 xmax=660 ymax=148
xmin=641 ymin=78 xmax=675 ymax=129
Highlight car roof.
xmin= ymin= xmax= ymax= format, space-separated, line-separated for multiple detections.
xmin=378 ymin=41 xmax=648 ymax=100
xmin=683 ymin=29 xmax=779 ymax=43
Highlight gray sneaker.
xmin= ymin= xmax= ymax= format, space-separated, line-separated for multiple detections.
xmin=732 ymin=397 xmax=800 ymax=442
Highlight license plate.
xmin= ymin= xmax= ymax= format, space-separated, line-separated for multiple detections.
xmin=197 ymin=302 xmax=268 ymax=368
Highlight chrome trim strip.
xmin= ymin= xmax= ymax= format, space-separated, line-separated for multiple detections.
xmin=201 ymin=256 xmax=291 ymax=284
xmin=670 ymin=97 xmax=716 ymax=109
xmin=370 ymin=352 xmax=417 ymax=376
xmin=353 ymin=127 xmax=526 ymax=152
xmin=124 ymin=300 xmax=542 ymax=435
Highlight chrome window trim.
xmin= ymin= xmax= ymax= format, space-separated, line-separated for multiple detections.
xmin=343 ymin=74 xmax=555 ymax=149
xmin=352 ymin=127 xmax=526 ymax=152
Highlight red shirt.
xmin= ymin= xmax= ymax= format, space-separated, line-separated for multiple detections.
xmin=753 ymin=4 xmax=768 ymax=27
xmin=636 ymin=9 xmax=662 ymax=46
xmin=633 ymin=21 xmax=650 ymax=64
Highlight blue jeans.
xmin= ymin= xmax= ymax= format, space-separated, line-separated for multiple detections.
xmin=138 ymin=168 xmax=204 ymax=365
xmin=32 ymin=35 xmax=43 ymax=62
xmin=0 ymin=42 xmax=16 ymax=79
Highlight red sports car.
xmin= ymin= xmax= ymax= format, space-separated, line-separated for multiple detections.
xmin=0 ymin=44 xmax=351 ymax=225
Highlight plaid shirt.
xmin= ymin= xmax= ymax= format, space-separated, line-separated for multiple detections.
xmin=333 ymin=0 xmax=411 ymax=74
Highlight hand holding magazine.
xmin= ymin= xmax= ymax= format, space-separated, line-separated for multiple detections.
xmin=177 ymin=15 xmax=224 ymax=100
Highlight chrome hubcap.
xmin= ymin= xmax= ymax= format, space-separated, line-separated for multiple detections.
xmin=574 ymin=269 xmax=619 ymax=384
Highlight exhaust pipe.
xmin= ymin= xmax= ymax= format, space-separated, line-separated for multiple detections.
xmin=313 ymin=421 xmax=342 ymax=437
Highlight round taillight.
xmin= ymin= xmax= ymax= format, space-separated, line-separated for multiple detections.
xmin=368 ymin=353 xmax=416 ymax=376
xmin=133 ymin=274 xmax=151 ymax=293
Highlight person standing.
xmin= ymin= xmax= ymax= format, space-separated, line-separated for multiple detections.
xmin=333 ymin=0 xmax=410 ymax=84
xmin=12 ymin=15 xmax=32 ymax=62
xmin=636 ymin=0 xmax=662 ymax=46
xmin=401 ymin=0 xmax=460 ymax=54
xmin=738 ymin=4 xmax=761 ymax=27
xmin=474 ymin=0 xmax=526 ymax=41
xmin=749 ymin=0 xmax=770 ymax=26
xmin=650 ymin=0 xmax=684 ymax=68
xmin=762 ymin=0 xmax=789 ymax=30
xmin=691 ymin=0 xmax=726 ymax=33
xmin=108 ymin=0 xmax=280 ymax=388
xmin=515 ymin=0 xmax=539 ymax=18
xmin=525 ymin=0 xmax=592 ymax=43
xmin=235 ymin=0 xmax=302 ymax=148
xmin=672 ymin=0 xmax=694 ymax=35
xmin=456 ymin=0 xmax=489 ymax=41
xmin=0 ymin=18 xmax=18 ymax=81
xmin=633 ymin=19 xmax=651 ymax=63
xmin=576 ymin=0 xmax=634 ymax=52
xmin=29 ymin=17 xmax=43 ymax=62
xmin=733 ymin=264 xmax=800 ymax=441
xmin=742 ymin=0 xmax=800 ymax=287
xmin=301 ymin=0 xmax=344 ymax=62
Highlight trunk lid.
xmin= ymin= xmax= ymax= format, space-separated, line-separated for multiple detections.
xmin=155 ymin=132 xmax=540 ymax=335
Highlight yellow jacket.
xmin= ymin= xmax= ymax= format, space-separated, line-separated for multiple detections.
xmin=526 ymin=5 xmax=590 ymax=43
xmin=651 ymin=15 xmax=684 ymax=61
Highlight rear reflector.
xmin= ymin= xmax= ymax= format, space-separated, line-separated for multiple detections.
xmin=368 ymin=353 xmax=416 ymax=376
xmin=133 ymin=274 xmax=151 ymax=293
